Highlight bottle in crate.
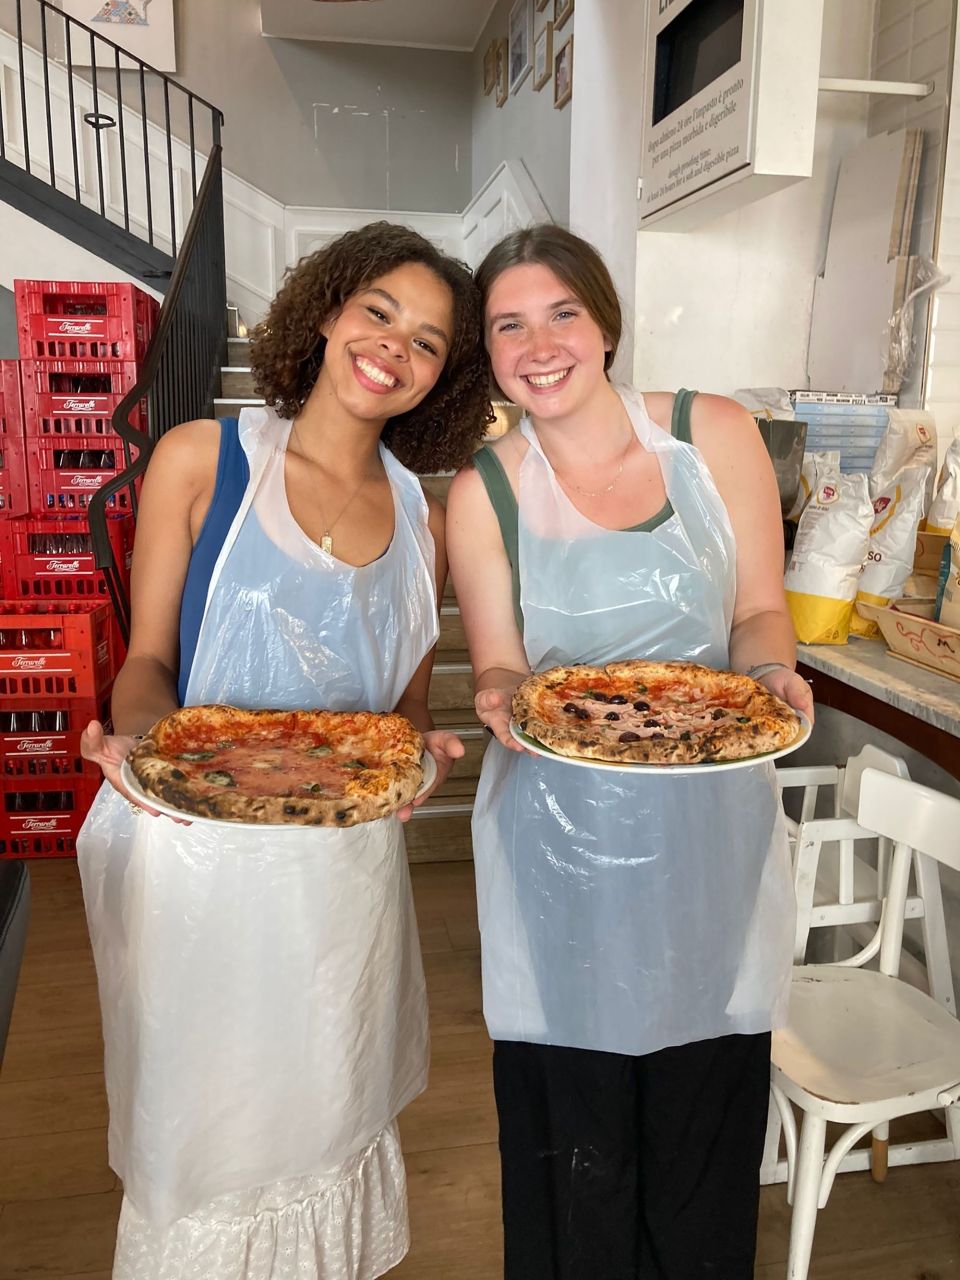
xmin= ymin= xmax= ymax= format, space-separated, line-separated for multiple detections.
xmin=1 ymin=774 xmax=105 ymax=858
xmin=20 ymin=358 xmax=146 ymax=438
xmin=0 ymin=686 xmax=112 ymax=782
xmin=0 ymin=513 xmax=135 ymax=600
xmin=0 ymin=599 xmax=116 ymax=700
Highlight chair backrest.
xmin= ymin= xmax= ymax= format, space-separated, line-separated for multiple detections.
xmin=858 ymin=770 xmax=960 ymax=982
xmin=838 ymin=744 xmax=909 ymax=817
xmin=858 ymin=770 xmax=960 ymax=874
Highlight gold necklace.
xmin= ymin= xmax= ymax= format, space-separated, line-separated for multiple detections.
xmin=554 ymin=432 xmax=634 ymax=498
xmin=290 ymin=421 xmax=373 ymax=556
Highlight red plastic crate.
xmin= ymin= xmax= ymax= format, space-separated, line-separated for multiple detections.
xmin=0 ymin=513 xmax=134 ymax=599
xmin=15 ymin=279 xmax=158 ymax=362
xmin=20 ymin=359 xmax=140 ymax=423
xmin=28 ymin=435 xmax=145 ymax=512
xmin=1 ymin=686 xmax=112 ymax=780
xmin=0 ymin=774 xmax=103 ymax=858
xmin=0 ymin=437 xmax=30 ymax=515
xmin=0 ymin=599 xmax=115 ymax=699
xmin=0 ymin=360 xmax=22 ymax=437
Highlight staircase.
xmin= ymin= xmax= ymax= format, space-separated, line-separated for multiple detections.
xmin=218 ymin=332 xmax=480 ymax=863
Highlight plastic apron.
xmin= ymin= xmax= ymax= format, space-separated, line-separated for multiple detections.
xmin=472 ymin=388 xmax=795 ymax=1056
xmin=78 ymin=406 xmax=438 ymax=1228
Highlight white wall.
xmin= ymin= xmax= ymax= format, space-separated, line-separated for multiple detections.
xmin=470 ymin=0 xmax=571 ymax=222
xmin=632 ymin=1 xmax=876 ymax=395
xmin=568 ymin=0 xmax=646 ymax=382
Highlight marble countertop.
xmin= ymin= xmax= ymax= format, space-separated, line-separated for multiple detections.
xmin=798 ymin=637 xmax=960 ymax=739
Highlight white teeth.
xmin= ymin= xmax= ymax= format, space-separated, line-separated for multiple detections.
xmin=355 ymin=356 xmax=398 ymax=388
xmin=525 ymin=369 xmax=570 ymax=387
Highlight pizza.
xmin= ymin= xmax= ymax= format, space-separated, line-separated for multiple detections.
xmin=512 ymin=660 xmax=801 ymax=765
xmin=128 ymin=705 xmax=425 ymax=825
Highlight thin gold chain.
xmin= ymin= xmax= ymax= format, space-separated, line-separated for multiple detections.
xmin=551 ymin=431 xmax=635 ymax=498
xmin=290 ymin=421 xmax=373 ymax=554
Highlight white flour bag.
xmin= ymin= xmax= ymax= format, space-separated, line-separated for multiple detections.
xmin=869 ymin=409 xmax=937 ymax=511
xmin=785 ymin=473 xmax=874 ymax=644
xmin=925 ymin=436 xmax=960 ymax=535
xmin=787 ymin=451 xmax=841 ymax=521
xmin=851 ymin=465 xmax=931 ymax=636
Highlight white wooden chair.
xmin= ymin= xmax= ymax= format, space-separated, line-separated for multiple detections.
xmin=762 ymin=746 xmax=955 ymax=1186
xmin=771 ymin=770 xmax=960 ymax=1280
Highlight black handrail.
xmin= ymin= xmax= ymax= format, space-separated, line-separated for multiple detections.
xmin=88 ymin=145 xmax=228 ymax=643
xmin=4 ymin=0 xmax=223 ymax=257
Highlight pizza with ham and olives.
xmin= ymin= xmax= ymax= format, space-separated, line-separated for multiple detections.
xmin=512 ymin=660 xmax=802 ymax=766
xmin=128 ymin=705 xmax=425 ymax=825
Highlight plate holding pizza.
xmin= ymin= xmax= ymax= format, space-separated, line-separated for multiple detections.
xmin=510 ymin=659 xmax=808 ymax=771
xmin=122 ymin=704 xmax=433 ymax=827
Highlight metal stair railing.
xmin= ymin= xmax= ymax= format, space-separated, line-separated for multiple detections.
xmin=87 ymin=142 xmax=227 ymax=644
xmin=0 ymin=0 xmax=223 ymax=276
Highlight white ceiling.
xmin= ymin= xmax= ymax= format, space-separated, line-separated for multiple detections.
xmin=259 ymin=0 xmax=499 ymax=52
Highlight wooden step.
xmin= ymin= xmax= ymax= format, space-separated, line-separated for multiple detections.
xmin=428 ymin=659 xmax=473 ymax=711
xmin=438 ymin=604 xmax=466 ymax=653
xmin=214 ymin=397 xmax=265 ymax=415
xmin=419 ymin=473 xmax=453 ymax=503
xmin=220 ymin=367 xmax=257 ymax=397
xmin=228 ymin=335 xmax=250 ymax=359
xmin=405 ymin=805 xmax=473 ymax=862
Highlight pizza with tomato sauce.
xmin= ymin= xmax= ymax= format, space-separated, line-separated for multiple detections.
xmin=128 ymin=705 xmax=424 ymax=825
xmin=513 ymin=660 xmax=801 ymax=765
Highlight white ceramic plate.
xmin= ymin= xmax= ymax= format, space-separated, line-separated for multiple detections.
xmin=119 ymin=751 xmax=437 ymax=828
xmin=508 ymin=712 xmax=812 ymax=776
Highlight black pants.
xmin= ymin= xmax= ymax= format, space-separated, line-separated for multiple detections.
xmin=493 ymin=1032 xmax=771 ymax=1280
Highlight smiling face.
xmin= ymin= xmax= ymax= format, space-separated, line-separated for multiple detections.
xmin=316 ymin=261 xmax=455 ymax=423
xmin=485 ymin=262 xmax=613 ymax=422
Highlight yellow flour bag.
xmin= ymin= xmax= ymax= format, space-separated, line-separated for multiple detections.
xmin=785 ymin=473 xmax=874 ymax=644
xmin=851 ymin=465 xmax=931 ymax=636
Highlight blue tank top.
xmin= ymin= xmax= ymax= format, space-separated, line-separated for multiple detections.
xmin=177 ymin=418 xmax=250 ymax=703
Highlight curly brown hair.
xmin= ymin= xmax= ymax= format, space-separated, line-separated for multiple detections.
xmin=249 ymin=222 xmax=493 ymax=472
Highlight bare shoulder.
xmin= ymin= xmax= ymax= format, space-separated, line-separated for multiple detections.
xmin=149 ymin=418 xmax=221 ymax=473
xmin=689 ymin=393 xmax=758 ymax=437
xmin=139 ymin=418 xmax=223 ymax=528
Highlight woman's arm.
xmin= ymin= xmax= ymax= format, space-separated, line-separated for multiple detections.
xmin=446 ymin=462 xmax=532 ymax=751
xmin=81 ymin=419 xmax=222 ymax=800
xmin=691 ymin=395 xmax=814 ymax=720
xmin=393 ymin=493 xmax=465 ymax=818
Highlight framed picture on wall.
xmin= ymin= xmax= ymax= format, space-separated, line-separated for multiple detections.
xmin=554 ymin=34 xmax=573 ymax=109
xmin=554 ymin=0 xmax=574 ymax=32
xmin=509 ymin=0 xmax=533 ymax=94
xmin=495 ymin=38 xmax=509 ymax=108
xmin=59 ymin=0 xmax=177 ymax=72
xmin=533 ymin=22 xmax=553 ymax=92
xmin=483 ymin=40 xmax=497 ymax=94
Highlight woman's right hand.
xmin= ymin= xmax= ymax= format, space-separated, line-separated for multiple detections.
xmin=80 ymin=720 xmax=161 ymax=816
xmin=475 ymin=686 xmax=528 ymax=753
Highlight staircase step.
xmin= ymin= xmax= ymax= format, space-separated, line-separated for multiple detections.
xmin=419 ymin=473 xmax=453 ymax=503
xmin=214 ymin=398 xmax=266 ymax=414
xmin=438 ymin=604 xmax=466 ymax=653
xmin=428 ymin=660 xmax=474 ymax=711
xmin=220 ymin=368 xmax=257 ymax=397
xmin=405 ymin=805 xmax=473 ymax=862
xmin=228 ymin=336 xmax=250 ymax=359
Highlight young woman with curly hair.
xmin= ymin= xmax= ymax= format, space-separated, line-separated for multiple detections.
xmin=77 ymin=222 xmax=491 ymax=1280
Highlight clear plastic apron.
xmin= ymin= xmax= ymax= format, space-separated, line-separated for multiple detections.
xmin=472 ymin=388 xmax=794 ymax=1056
xmin=78 ymin=406 xmax=438 ymax=1228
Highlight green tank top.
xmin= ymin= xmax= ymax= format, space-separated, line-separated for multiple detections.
xmin=472 ymin=389 xmax=697 ymax=630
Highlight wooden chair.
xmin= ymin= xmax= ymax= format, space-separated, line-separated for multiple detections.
xmin=770 ymin=770 xmax=960 ymax=1280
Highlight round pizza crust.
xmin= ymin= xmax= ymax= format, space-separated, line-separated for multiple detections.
xmin=129 ymin=705 xmax=425 ymax=826
xmin=513 ymin=659 xmax=801 ymax=765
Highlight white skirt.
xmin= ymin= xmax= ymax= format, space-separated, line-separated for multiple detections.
xmin=111 ymin=1122 xmax=409 ymax=1280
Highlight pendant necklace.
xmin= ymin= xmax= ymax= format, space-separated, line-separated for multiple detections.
xmin=291 ymin=421 xmax=372 ymax=556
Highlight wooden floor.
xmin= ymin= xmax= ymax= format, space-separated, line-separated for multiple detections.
xmin=0 ymin=860 xmax=958 ymax=1280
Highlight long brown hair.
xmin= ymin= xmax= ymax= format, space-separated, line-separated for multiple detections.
xmin=249 ymin=222 xmax=493 ymax=472
xmin=474 ymin=224 xmax=622 ymax=372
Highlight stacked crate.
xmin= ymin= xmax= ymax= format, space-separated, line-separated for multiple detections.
xmin=0 ymin=280 xmax=158 ymax=858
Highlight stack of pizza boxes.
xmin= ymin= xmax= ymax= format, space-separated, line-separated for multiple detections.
xmin=0 ymin=279 xmax=158 ymax=858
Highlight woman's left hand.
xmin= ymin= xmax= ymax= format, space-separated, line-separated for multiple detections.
xmin=396 ymin=729 xmax=465 ymax=823
xmin=759 ymin=666 xmax=815 ymax=723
